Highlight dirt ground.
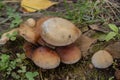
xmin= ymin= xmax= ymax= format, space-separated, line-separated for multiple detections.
xmin=0 ymin=0 xmax=120 ymax=80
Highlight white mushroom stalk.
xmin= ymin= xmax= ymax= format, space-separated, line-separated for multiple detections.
xmin=0 ymin=28 xmax=19 ymax=45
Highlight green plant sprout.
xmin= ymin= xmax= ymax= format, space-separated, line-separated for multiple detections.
xmin=6 ymin=30 xmax=18 ymax=41
xmin=0 ymin=53 xmax=39 ymax=80
xmin=0 ymin=54 xmax=10 ymax=71
xmin=6 ymin=7 xmax=22 ymax=28
xmin=25 ymin=72 xmax=39 ymax=80
xmin=0 ymin=7 xmax=22 ymax=28
xmin=105 ymin=24 xmax=120 ymax=41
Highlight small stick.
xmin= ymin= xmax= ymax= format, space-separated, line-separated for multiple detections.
xmin=2 ymin=0 xmax=21 ymax=3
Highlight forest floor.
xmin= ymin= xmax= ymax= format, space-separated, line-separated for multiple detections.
xmin=0 ymin=0 xmax=120 ymax=80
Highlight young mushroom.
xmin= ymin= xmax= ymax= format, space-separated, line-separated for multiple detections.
xmin=19 ymin=18 xmax=39 ymax=44
xmin=56 ymin=44 xmax=81 ymax=64
xmin=24 ymin=42 xmax=60 ymax=69
xmin=91 ymin=50 xmax=113 ymax=68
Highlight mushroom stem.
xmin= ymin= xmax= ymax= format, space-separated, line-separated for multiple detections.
xmin=0 ymin=28 xmax=19 ymax=45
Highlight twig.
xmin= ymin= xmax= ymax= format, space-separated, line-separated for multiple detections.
xmin=39 ymin=68 xmax=44 ymax=80
xmin=106 ymin=1 xmax=120 ymax=21
xmin=0 ymin=17 xmax=11 ymax=24
xmin=2 ymin=0 xmax=21 ymax=3
xmin=108 ymin=1 xmax=120 ymax=14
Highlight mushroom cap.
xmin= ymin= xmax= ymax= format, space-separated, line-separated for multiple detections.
xmin=19 ymin=23 xmax=37 ymax=44
xmin=56 ymin=44 xmax=81 ymax=64
xmin=92 ymin=50 xmax=113 ymax=68
xmin=40 ymin=17 xmax=81 ymax=46
xmin=32 ymin=47 xmax=60 ymax=69
xmin=25 ymin=18 xmax=36 ymax=27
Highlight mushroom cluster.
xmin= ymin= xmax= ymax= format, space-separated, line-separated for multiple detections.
xmin=0 ymin=17 xmax=82 ymax=69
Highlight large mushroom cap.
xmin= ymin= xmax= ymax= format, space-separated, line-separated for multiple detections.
xmin=40 ymin=17 xmax=81 ymax=46
xmin=56 ymin=44 xmax=81 ymax=64
xmin=92 ymin=50 xmax=113 ymax=68
xmin=32 ymin=47 xmax=60 ymax=69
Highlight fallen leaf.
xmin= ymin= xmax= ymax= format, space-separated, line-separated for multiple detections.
xmin=89 ymin=24 xmax=109 ymax=33
xmin=75 ymin=35 xmax=96 ymax=57
xmin=105 ymin=41 xmax=120 ymax=59
xmin=80 ymin=26 xmax=89 ymax=33
xmin=83 ymin=30 xmax=96 ymax=37
xmin=21 ymin=0 xmax=57 ymax=12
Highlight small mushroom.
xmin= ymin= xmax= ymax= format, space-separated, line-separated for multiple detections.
xmin=40 ymin=17 xmax=81 ymax=46
xmin=24 ymin=42 xmax=60 ymax=69
xmin=19 ymin=20 xmax=38 ymax=44
xmin=24 ymin=18 xmax=36 ymax=27
xmin=56 ymin=44 xmax=81 ymax=64
xmin=92 ymin=50 xmax=113 ymax=68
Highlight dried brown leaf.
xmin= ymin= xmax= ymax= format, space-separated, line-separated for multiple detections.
xmin=75 ymin=35 xmax=96 ymax=57
xmin=105 ymin=41 xmax=120 ymax=59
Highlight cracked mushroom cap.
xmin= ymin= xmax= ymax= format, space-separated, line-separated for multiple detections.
xmin=92 ymin=50 xmax=113 ymax=68
xmin=56 ymin=44 xmax=81 ymax=64
xmin=40 ymin=17 xmax=81 ymax=46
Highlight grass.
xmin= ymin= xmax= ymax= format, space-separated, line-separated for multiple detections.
xmin=44 ymin=0 xmax=120 ymax=26
xmin=0 ymin=0 xmax=120 ymax=80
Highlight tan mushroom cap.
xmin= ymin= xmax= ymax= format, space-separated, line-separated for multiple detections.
xmin=32 ymin=47 xmax=60 ymax=69
xmin=19 ymin=23 xmax=37 ymax=44
xmin=40 ymin=17 xmax=81 ymax=46
xmin=56 ymin=44 xmax=81 ymax=64
xmin=25 ymin=18 xmax=36 ymax=27
xmin=92 ymin=50 xmax=113 ymax=68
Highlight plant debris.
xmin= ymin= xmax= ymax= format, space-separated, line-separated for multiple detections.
xmin=76 ymin=35 xmax=96 ymax=57
xmin=105 ymin=41 xmax=120 ymax=59
xmin=21 ymin=0 xmax=57 ymax=12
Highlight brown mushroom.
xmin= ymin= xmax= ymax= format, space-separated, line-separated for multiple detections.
xmin=56 ymin=44 xmax=81 ymax=64
xmin=19 ymin=24 xmax=37 ymax=44
xmin=40 ymin=17 xmax=81 ymax=46
xmin=18 ymin=17 xmax=51 ymax=45
xmin=24 ymin=42 xmax=60 ymax=69
xmin=91 ymin=50 xmax=113 ymax=68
